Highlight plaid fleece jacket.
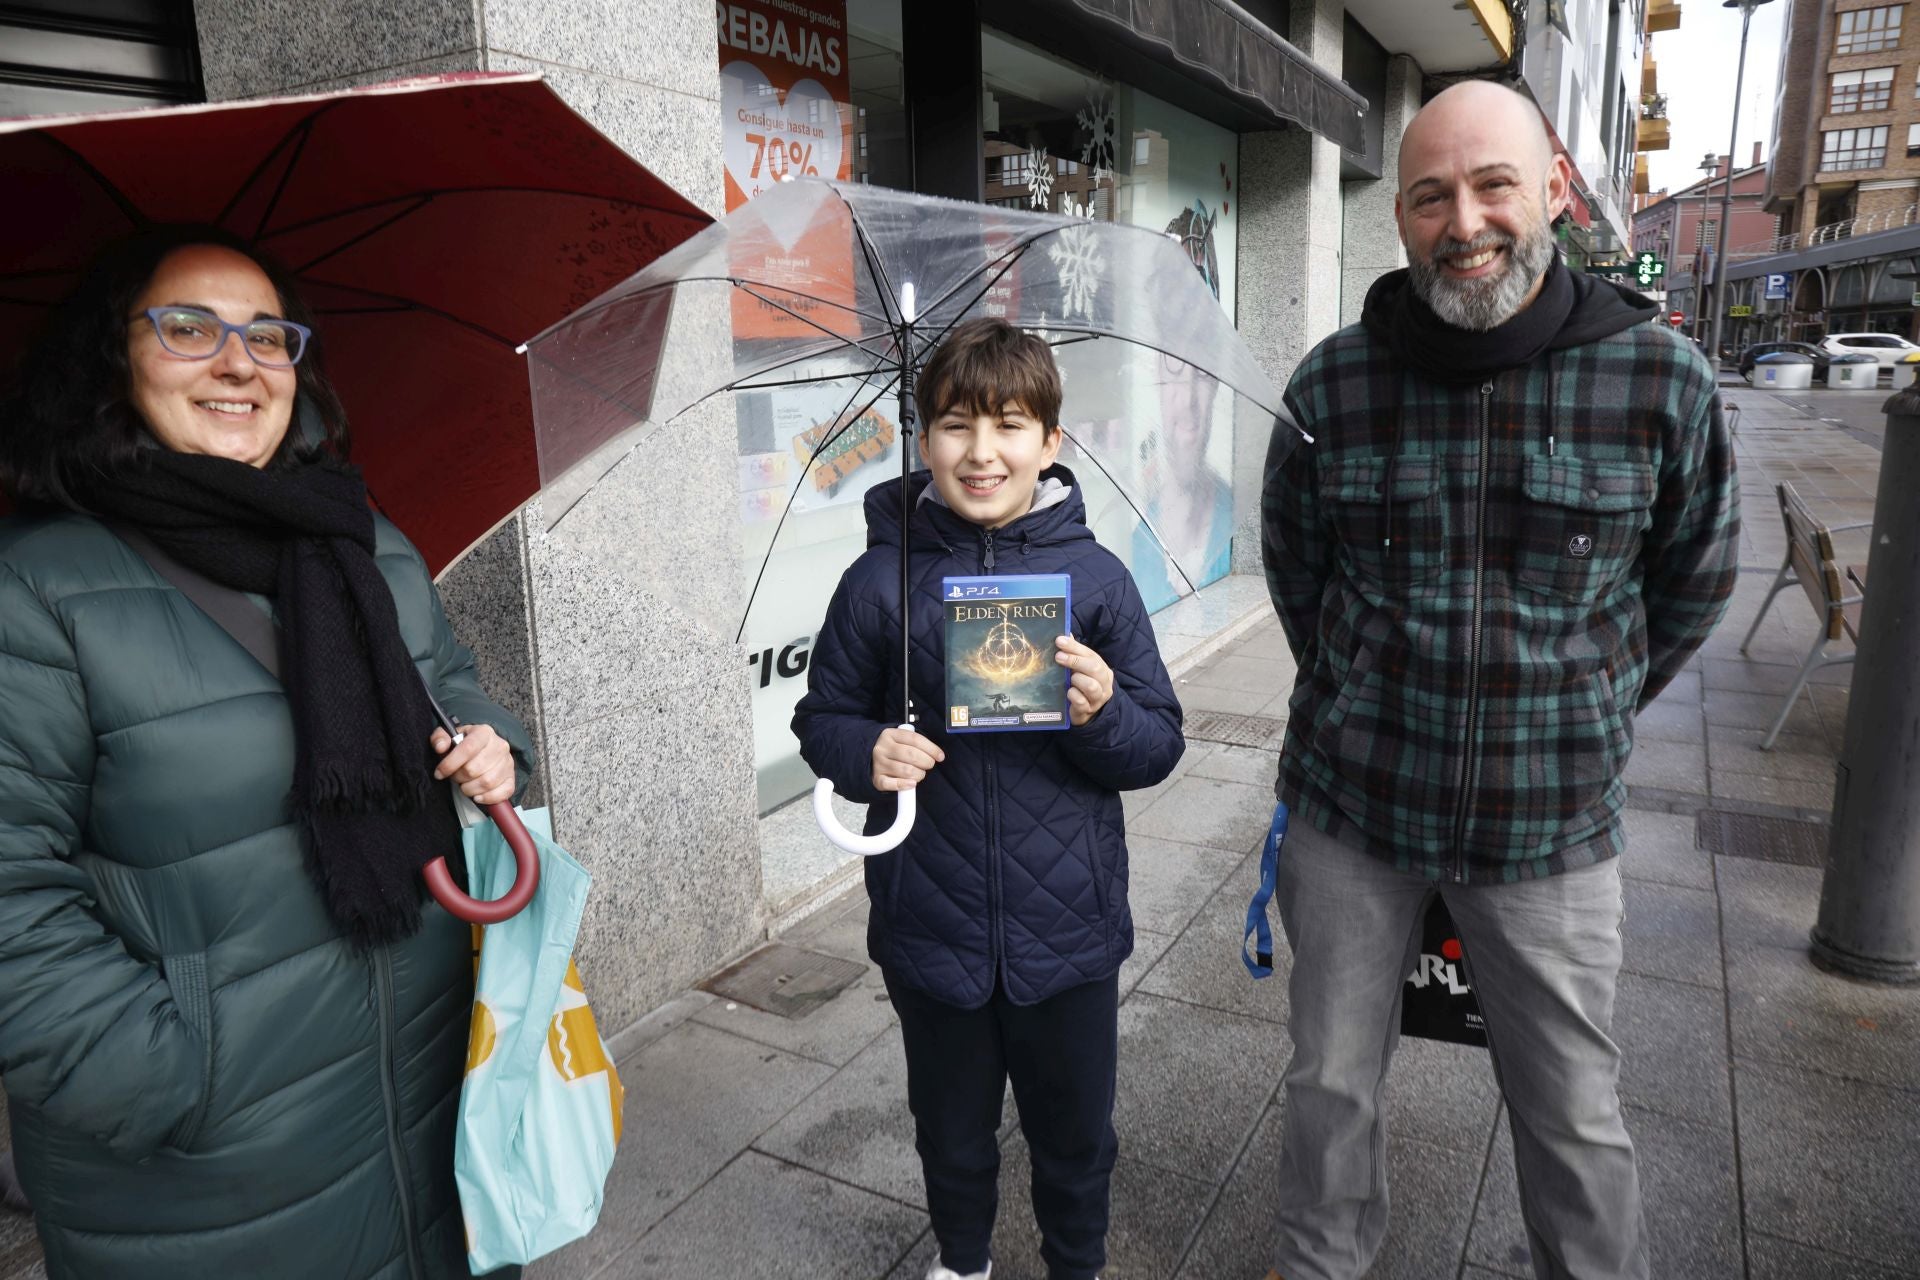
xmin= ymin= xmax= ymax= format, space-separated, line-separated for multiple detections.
xmin=1263 ymin=321 xmax=1739 ymax=882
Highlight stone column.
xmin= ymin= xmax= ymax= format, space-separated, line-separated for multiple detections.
xmin=1340 ymin=55 xmax=1422 ymax=328
xmin=1232 ymin=0 xmax=1344 ymax=574
xmin=191 ymin=0 xmax=761 ymax=1031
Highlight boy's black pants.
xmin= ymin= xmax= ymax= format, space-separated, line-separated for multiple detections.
xmin=884 ymin=969 xmax=1120 ymax=1280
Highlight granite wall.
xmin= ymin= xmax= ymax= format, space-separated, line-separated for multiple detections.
xmin=1340 ymin=55 xmax=1422 ymax=328
xmin=1232 ymin=0 xmax=1347 ymax=575
xmin=189 ymin=0 xmax=764 ymax=1031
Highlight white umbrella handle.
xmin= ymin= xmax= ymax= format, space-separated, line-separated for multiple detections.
xmin=813 ymin=724 xmax=917 ymax=855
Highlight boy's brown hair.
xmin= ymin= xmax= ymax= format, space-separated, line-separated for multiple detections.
xmin=915 ymin=317 xmax=1062 ymax=432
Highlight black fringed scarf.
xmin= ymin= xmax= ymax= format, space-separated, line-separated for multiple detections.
xmin=81 ymin=450 xmax=459 ymax=946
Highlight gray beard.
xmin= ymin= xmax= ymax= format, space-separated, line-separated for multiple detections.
xmin=1408 ymin=221 xmax=1557 ymax=331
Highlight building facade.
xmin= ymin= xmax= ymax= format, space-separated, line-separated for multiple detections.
xmin=2 ymin=0 xmax=1537 ymax=1040
xmin=1633 ymin=149 xmax=1777 ymax=336
xmin=1767 ymin=0 xmax=1920 ymax=240
xmin=1660 ymin=0 xmax=1920 ymax=348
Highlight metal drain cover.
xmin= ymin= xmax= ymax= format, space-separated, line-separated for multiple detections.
xmin=1184 ymin=709 xmax=1286 ymax=747
xmin=700 ymin=943 xmax=866 ymax=1019
xmin=1696 ymin=810 xmax=1829 ymax=868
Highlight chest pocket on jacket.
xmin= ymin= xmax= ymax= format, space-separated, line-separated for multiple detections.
xmin=1515 ymin=456 xmax=1655 ymax=603
xmin=1326 ymin=457 xmax=1447 ymax=588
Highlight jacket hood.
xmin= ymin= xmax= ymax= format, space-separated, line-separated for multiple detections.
xmin=862 ymin=464 xmax=1095 ymax=554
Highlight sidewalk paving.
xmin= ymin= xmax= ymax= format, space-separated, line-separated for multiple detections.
xmin=4 ymin=385 xmax=1916 ymax=1279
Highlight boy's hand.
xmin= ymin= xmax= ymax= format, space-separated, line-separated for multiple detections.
xmin=872 ymin=726 xmax=946 ymax=792
xmin=1056 ymin=634 xmax=1114 ymax=726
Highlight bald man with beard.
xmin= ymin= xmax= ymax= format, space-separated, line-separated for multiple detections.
xmin=1257 ymin=81 xmax=1739 ymax=1280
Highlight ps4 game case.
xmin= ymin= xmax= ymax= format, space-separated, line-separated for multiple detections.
xmin=942 ymin=574 xmax=1073 ymax=733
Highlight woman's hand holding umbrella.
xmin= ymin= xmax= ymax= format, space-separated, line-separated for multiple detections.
xmin=432 ymin=722 xmax=516 ymax=805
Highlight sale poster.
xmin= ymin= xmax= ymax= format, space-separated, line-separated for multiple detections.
xmin=717 ymin=0 xmax=858 ymax=341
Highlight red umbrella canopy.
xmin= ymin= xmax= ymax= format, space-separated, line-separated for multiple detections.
xmin=0 ymin=72 xmax=710 ymax=572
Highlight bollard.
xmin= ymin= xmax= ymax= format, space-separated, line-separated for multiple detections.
xmin=1810 ymin=388 xmax=1920 ymax=983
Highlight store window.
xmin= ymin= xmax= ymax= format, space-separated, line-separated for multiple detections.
xmin=847 ymin=0 xmax=909 ymax=190
xmin=0 ymin=0 xmax=201 ymax=117
xmin=1836 ymin=5 xmax=1903 ymax=55
xmin=1830 ymin=67 xmax=1895 ymax=113
xmin=978 ymin=26 xmax=1241 ymax=613
xmin=1821 ymin=125 xmax=1890 ymax=171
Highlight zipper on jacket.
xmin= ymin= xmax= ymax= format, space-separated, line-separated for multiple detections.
xmin=373 ymin=946 xmax=427 ymax=1280
xmin=1448 ymin=380 xmax=1496 ymax=884
xmin=986 ymin=749 xmax=1005 ymax=980
xmin=982 ymin=529 xmax=996 ymax=571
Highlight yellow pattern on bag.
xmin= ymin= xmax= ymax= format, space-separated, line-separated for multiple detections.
xmin=545 ymin=960 xmax=625 ymax=1142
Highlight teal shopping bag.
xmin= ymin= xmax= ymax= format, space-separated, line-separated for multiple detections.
xmin=453 ymin=808 xmax=623 ymax=1271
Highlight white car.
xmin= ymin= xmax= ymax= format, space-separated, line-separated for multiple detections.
xmin=1818 ymin=332 xmax=1920 ymax=370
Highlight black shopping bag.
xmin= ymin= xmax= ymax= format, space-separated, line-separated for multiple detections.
xmin=1399 ymin=897 xmax=1487 ymax=1048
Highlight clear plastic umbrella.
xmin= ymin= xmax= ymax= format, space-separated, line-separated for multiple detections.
xmin=522 ymin=179 xmax=1308 ymax=853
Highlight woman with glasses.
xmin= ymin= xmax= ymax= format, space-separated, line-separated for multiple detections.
xmin=0 ymin=227 xmax=530 ymax=1279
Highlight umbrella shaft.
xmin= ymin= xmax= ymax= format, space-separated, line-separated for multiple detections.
xmin=899 ymin=341 xmax=915 ymax=727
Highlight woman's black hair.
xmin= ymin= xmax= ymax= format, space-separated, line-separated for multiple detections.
xmin=0 ymin=224 xmax=351 ymax=511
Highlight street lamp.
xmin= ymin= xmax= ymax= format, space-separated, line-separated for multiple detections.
xmin=1694 ymin=153 xmax=1720 ymax=342
xmin=1706 ymin=0 xmax=1777 ymax=376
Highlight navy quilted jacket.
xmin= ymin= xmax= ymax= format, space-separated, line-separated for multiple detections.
xmin=793 ymin=466 xmax=1183 ymax=1008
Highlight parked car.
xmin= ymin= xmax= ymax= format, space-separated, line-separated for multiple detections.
xmin=1817 ymin=332 xmax=1920 ymax=375
xmin=1738 ymin=340 xmax=1832 ymax=384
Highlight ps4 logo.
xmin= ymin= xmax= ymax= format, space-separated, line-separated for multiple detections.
xmin=947 ymin=584 xmax=1003 ymax=598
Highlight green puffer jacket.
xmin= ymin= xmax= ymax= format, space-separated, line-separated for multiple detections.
xmin=0 ymin=511 xmax=534 ymax=1280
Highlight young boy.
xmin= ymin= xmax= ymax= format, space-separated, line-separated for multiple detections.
xmin=793 ymin=318 xmax=1184 ymax=1280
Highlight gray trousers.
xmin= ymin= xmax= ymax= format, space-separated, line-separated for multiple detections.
xmin=1271 ymin=820 xmax=1648 ymax=1280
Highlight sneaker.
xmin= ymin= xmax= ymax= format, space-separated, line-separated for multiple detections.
xmin=924 ymin=1260 xmax=990 ymax=1280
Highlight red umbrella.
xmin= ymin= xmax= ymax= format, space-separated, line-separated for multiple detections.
xmin=0 ymin=71 xmax=710 ymax=572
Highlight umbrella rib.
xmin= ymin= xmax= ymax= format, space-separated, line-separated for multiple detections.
xmin=914 ymin=231 xmax=1049 ymax=323
xmin=890 ymin=241 xmax=1038 ymax=380
xmin=723 ymin=366 xmax=902 ymax=393
xmin=229 ymin=115 xmax=317 ymax=238
xmin=1017 ymin=322 xmax=1290 ymax=423
xmin=527 ymin=275 xmax=894 ymax=347
xmin=33 ymin=134 xmax=144 ymax=228
xmin=726 ymin=279 xmax=896 ymax=327
xmin=737 ymin=366 xmax=904 ymax=644
xmin=736 ymin=285 xmax=896 ymax=361
xmin=1058 ymin=423 xmax=1198 ymax=597
xmin=840 ymin=194 xmax=903 ymax=330
xmin=306 ymin=281 xmax=520 ymax=348
xmin=287 ymin=195 xmax=433 ymax=273
xmin=664 ymin=330 xmax=906 ymax=428
xmin=257 ymin=187 xmax=710 ymax=242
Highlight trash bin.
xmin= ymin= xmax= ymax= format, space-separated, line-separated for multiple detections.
xmin=1828 ymin=352 xmax=1879 ymax=389
xmin=1892 ymin=351 xmax=1920 ymax=390
xmin=1752 ymin=352 xmax=1815 ymax=390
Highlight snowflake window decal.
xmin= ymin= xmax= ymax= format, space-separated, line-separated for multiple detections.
xmin=1077 ymin=85 xmax=1117 ymax=185
xmin=1027 ymin=146 xmax=1054 ymax=209
xmin=1045 ymin=220 xmax=1107 ymax=321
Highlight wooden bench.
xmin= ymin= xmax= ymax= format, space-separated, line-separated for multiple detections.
xmin=1738 ymin=482 xmax=1869 ymax=750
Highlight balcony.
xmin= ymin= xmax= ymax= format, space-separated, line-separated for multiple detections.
xmin=1637 ymin=116 xmax=1671 ymax=151
xmin=1642 ymin=58 xmax=1658 ymax=98
xmin=1647 ymin=0 xmax=1681 ymax=33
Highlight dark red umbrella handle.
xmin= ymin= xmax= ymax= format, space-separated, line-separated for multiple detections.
xmin=423 ymin=802 xmax=541 ymax=924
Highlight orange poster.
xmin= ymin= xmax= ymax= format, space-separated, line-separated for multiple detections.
xmin=718 ymin=0 xmax=858 ymax=341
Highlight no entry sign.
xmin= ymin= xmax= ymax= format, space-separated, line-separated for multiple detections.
xmin=1669 ymin=311 xmax=1685 ymax=327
